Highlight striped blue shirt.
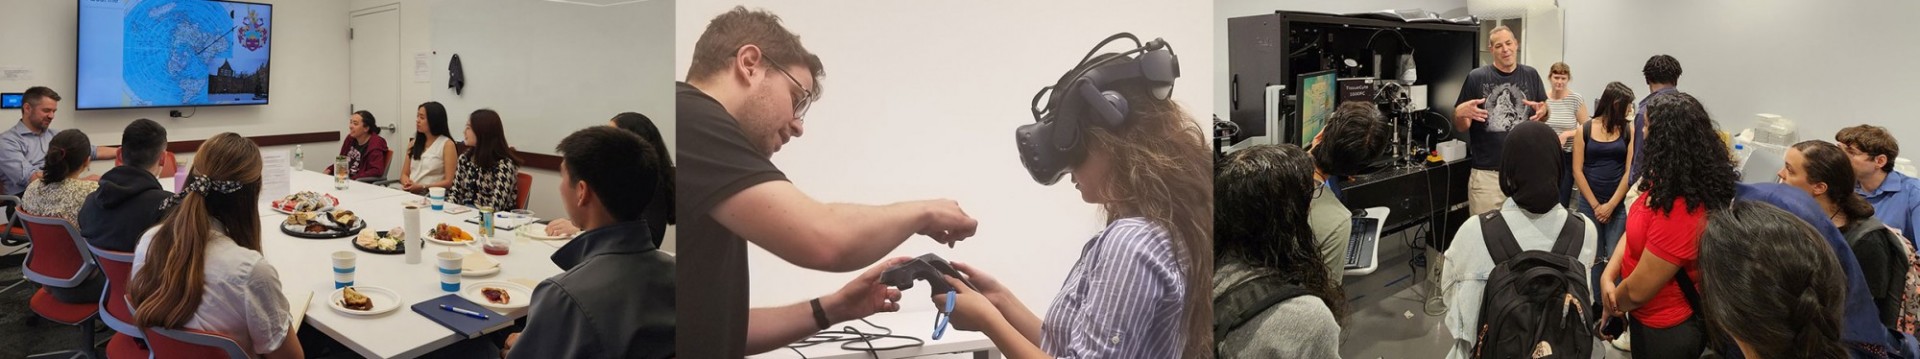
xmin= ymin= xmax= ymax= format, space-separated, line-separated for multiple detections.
xmin=1041 ymin=217 xmax=1188 ymax=358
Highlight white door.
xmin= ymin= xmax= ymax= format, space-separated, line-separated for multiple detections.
xmin=349 ymin=5 xmax=401 ymax=180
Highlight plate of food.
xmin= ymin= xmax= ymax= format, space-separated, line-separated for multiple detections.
xmin=281 ymin=210 xmax=367 ymax=239
xmin=424 ymin=223 xmax=476 ymax=246
xmin=462 ymin=251 xmax=501 ymax=277
xmin=516 ymin=223 xmax=570 ymax=241
xmin=329 ymin=286 xmax=401 ymax=316
xmin=460 ymin=281 xmax=532 ymax=310
xmin=353 ymin=230 xmax=405 ymax=255
xmin=272 ymin=191 xmax=339 ymax=214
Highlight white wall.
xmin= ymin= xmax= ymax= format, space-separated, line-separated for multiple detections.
xmin=1214 ymin=0 xmax=1470 ymax=122
xmin=0 ymin=0 xmax=349 ymax=150
xmin=676 ymin=0 xmax=1212 ymax=311
xmin=1562 ymin=1 xmax=1920 ymax=143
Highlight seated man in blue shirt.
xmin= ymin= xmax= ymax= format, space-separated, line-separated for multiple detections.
xmin=3 ymin=87 xmax=120 ymax=195
xmin=1837 ymin=124 xmax=1920 ymax=241
xmin=502 ymin=126 xmax=674 ymax=358
xmin=1736 ymin=183 xmax=1898 ymax=356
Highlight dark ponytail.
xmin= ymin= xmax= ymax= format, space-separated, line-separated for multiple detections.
xmin=40 ymin=129 xmax=91 ymax=185
xmin=1791 ymin=140 xmax=1877 ymax=222
xmin=1699 ymin=201 xmax=1848 ymax=359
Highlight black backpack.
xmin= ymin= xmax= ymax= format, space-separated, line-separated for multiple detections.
xmin=1213 ymin=273 xmax=1312 ymax=357
xmin=1471 ymin=211 xmax=1593 ymax=359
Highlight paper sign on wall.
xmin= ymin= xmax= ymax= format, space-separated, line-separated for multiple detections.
xmin=261 ymin=150 xmax=291 ymax=201
xmin=414 ymin=53 xmax=432 ymax=83
xmin=0 ymin=66 xmax=31 ymax=81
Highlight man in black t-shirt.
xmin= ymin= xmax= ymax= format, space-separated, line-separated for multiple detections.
xmin=1452 ymin=25 xmax=1549 ymax=215
xmin=677 ymin=7 xmax=982 ymax=358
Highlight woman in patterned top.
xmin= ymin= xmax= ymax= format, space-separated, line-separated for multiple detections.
xmin=931 ymin=52 xmax=1213 ymax=357
xmin=25 ymin=129 xmax=104 ymax=304
xmin=448 ymin=109 xmax=521 ymax=210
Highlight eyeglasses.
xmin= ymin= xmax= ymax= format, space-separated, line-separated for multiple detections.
xmin=762 ymin=56 xmax=815 ymax=120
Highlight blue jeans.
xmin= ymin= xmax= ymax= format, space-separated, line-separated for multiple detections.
xmin=1577 ymin=192 xmax=1628 ymax=297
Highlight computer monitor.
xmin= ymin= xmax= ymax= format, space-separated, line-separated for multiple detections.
xmin=0 ymin=93 xmax=21 ymax=109
xmin=1296 ymin=70 xmax=1337 ymax=145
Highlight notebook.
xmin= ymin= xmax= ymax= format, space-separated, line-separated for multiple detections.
xmin=410 ymin=294 xmax=515 ymax=339
xmin=287 ymin=290 xmax=312 ymax=330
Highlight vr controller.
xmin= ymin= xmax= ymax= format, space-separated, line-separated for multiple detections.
xmin=881 ymin=254 xmax=977 ymax=293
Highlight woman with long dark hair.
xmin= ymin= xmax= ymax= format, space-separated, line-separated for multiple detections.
xmin=1599 ymin=92 xmax=1737 ymax=357
xmin=1214 ymin=144 xmax=1343 ymax=357
xmin=1780 ymin=140 xmax=1912 ymax=329
xmin=399 ymin=102 xmax=457 ymax=193
xmin=1699 ymin=201 xmax=1849 ymax=358
xmin=1574 ymin=82 xmax=1636 ymax=295
xmin=447 ymin=109 xmax=522 ymax=210
xmin=327 ymin=110 xmax=390 ymax=181
xmin=128 ymin=133 xmax=302 ymax=358
xmin=931 ymin=49 xmax=1213 ymax=357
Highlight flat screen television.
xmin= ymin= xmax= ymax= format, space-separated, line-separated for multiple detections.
xmin=77 ymin=0 xmax=273 ymax=110
xmin=1296 ymin=69 xmax=1336 ymax=145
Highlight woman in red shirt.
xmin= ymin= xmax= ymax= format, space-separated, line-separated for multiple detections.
xmin=1597 ymin=92 xmax=1737 ymax=358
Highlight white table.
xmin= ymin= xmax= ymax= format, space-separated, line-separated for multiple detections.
xmin=261 ymin=171 xmax=563 ymax=358
xmin=749 ymin=310 xmax=1001 ymax=359
xmin=160 ymin=171 xmax=419 ymax=208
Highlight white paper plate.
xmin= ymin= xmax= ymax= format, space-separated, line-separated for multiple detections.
xmin=328 ymin=286 xmax=401 ymax=316
xmin=516 ymin=224 xmax=570 ymax=241
xmin=461 ymin=281 xmax=533 ymax=310
xmin=271 ymin=194 xmax=339 ymax=214
xmin=462 ymin=253 xmax=501 ymax=277
xmin=424 ymin=224 xmax=480 ymax=246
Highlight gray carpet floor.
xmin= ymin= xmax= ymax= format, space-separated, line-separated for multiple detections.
xmin=0 ymin=254 xmax=109 ymax=358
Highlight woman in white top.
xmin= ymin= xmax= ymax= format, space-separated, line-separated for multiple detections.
xmin=129 ymin=132 xmax=303 ymax=358
xmin=1546 ymin=62 xmax=1589 ymax=206
xmin=400 ymin=101 xmax=458 ymax=193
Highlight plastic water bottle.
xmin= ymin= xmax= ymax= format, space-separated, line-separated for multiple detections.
xmin=293 ymin=145 xmax=305 ymax=170
xmin=1732 ymin=144 xmax=1752 ymax=171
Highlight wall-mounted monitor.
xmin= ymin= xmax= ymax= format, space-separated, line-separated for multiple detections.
xmin=0 ymin=93 xmax=22 ymax=109
xmin=76 ymin=0 xmax=274 ymax=110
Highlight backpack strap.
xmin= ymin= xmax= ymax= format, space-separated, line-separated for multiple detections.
xmin=1674 ymin=268 xmax=1703 ymax=312
xmin=1482 ymin=211 xmax=1524 ymax=263
xmin=1551 ymin=213 xmax=1586 ymax=258
xmin=1212 ymin=274 xmax=1313 ymax=344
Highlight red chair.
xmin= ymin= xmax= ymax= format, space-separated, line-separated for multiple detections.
xmin=105 ymin=333 xmax=148 ymax=359
xmin=145 ymin=327 xmax=250 ymax=359
xmin=113 ymin=150 xmax=178 ymax=178
xmin=19 ymin=210 xmax=101 ymax=358
xmin=91 ymin=246 xmax=142 ymax=338
xmin=514 ymin=172 xmax=532 ymax=210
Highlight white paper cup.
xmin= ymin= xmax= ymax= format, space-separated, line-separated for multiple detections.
xmin=428 ymin=187 xmax=446 ymax=198
xmin=332 ymin=251 xmax=356 ymax=271
xmin=436 ymin=251 xmax=463 ymax=292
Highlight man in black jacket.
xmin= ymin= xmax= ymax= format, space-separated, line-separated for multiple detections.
xmin=78 ymin=118 xmax=170 ymax=252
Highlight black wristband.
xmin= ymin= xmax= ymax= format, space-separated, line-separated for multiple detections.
xmin=810 ymin=298 xmax=830 ymax=330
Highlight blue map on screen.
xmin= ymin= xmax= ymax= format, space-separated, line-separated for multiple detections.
xmin=78 ymin=0 xmax=272 ymax=109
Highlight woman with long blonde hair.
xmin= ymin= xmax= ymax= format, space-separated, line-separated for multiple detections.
xmin=933 ymin=40 xmax=1213 ymax=358
xmin=129 ymin=133 xmax=303 ymax=358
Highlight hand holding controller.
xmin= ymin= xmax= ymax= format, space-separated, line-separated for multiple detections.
xmin=881 ymin=254 xmax=977 ymax=294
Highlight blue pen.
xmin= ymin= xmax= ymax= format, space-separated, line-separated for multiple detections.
xmin=932 ymin=289 xmax=955 ymax=340
xmin=441 ymin=304 xmax=490 ymax=320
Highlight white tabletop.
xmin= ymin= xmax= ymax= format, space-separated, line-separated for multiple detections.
xmin=263 ymin=171 xmax=563 ymax=359
xmin=748 ymin=310 xmax=1001 ymax=359
xmin=160 ymin=171 xmax=419 ymax=208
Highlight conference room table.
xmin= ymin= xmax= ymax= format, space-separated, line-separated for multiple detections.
xmin=747 ymin=310 xmax=1002 ymax=359
xmin=239 ymin=171 xmax=570 ymax=358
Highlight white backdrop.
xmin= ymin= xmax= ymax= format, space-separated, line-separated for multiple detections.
xmin=675 ymin=0 xmax=1212 ymax=313
xmin=1562 ymin=0 xmax=1920 ymax=145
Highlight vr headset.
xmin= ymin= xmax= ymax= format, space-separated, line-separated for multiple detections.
xmin=1016 ymin=33 xmax=1180 ymax=185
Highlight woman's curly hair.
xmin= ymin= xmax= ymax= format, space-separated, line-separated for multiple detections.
xmin=1638 ymin=91 xmax=1737 ymax=214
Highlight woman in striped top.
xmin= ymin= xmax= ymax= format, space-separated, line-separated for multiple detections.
xmin=1547 ymin=62 xmax=1590 ymax=206
xmin=932 ymin=55 xmax=1213 ymax=358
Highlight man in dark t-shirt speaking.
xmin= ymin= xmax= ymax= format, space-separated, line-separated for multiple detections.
xmin=676 ymin=6 xmax=982 ymax=358
xmin=1453 ymin=25 xmax=1549 ymax=216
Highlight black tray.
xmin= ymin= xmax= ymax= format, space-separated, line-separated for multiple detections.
xmin=281 ymin=217 xmax=366 ymax=239
xmin=353 ymin=231 xmax=405 ymax=255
